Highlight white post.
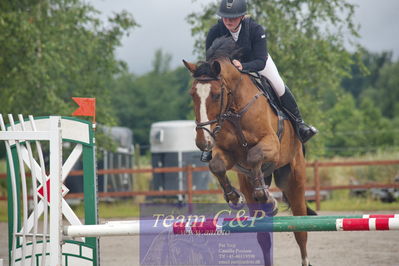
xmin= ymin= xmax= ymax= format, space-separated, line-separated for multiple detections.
xmin=49 ymin=116 xmax=63 ymax=266
xmin=178 ymin=151 xmax=183 ymax=202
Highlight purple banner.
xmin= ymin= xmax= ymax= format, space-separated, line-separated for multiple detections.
xmin=139 ymin=203 xmax=274 ymax=265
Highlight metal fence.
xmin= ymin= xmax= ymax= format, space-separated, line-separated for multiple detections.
xmin=1 ymin=160 xmax=399 ymax=211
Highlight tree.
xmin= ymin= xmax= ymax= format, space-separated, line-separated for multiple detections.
xmin=0 ymin=0 xmax=137 ymax=125
xmin=111 ymin=50 xmax=193 ymax=145
xmin=324 ymin=93 xmax=396 ymax=156
xmin=365 ymin=60 xmax=399 ymax=119
xmin=341 ymin=49 xmax=393 ymax=100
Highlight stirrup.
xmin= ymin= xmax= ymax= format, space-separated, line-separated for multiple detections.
xmin=200 ymin=151 xmax=212 ymax=162
xmin=298 ymin=123 xmax=318 ymax=143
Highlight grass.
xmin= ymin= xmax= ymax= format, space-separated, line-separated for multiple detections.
xmin=71 ymin=199 xmax=141 ymax=219
xmin=0 ymin=200 xmax=7 ymax=222
xmin=308 ymin=190 xmax=399 ymax=212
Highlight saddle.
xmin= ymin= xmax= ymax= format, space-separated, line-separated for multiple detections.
xmin=247 ymin=72 xmax=287 ymax=117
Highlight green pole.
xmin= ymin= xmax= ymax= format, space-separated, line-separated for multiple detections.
xmin=83 ymin=140 xmax=99 ymax=265
xmin=222 ymin=218 xmax=339 ymax=232
xmin=266 ymin=215 xmax=363 ymax=220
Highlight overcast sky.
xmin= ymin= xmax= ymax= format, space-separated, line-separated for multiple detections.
xmin=88 ymin=0 xmax=399 ymax=74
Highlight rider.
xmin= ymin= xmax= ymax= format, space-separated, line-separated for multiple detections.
xmin=200 ymin=0 xmax=317 ymax=162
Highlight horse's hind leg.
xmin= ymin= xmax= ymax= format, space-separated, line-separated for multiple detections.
xmin=276 ymin=159 xmax=311 ymax=266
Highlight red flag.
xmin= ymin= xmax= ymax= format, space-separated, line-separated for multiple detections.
xmin=72 ymin=97 xmax=96 ymax=117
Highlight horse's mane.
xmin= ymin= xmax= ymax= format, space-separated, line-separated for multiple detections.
xmin=206 ymin=36 xmax=241 ymax=61
xmin=193 ymin=36 xmax=241 ymax=79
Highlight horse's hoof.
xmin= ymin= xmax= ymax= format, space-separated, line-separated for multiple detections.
xmin=228 ymin=196 xmax=245 ymax=210
xmin=252 ymin=187 xmax=273 ymax=203
xmin=268 ymin=197 xmax=278 ymax=217
xmin=269 ymin=206 xmax=278 ymax=216
xmin=253 ymin=189 xmax=266 ymax=202
xmin=224 ymin=189 xmax=246 ymax=210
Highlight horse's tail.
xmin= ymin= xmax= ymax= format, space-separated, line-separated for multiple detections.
xmin=306 ymin=205 xmax=317 ymax=216
xmin=282 ymin=192 xmax=317 ymax=216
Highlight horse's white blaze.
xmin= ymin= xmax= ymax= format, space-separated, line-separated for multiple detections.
xmin=195 ymin=83 xmax=214 ymax=147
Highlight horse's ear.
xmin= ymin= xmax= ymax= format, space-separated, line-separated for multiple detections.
xmin=182 ymin=60 xmax=197 ymax=73
xmin=211 ymin=61 xmax=221 ymax=76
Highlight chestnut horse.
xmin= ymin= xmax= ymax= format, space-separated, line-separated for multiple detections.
xmin=183 ymin=37 xmax=315 ymax=266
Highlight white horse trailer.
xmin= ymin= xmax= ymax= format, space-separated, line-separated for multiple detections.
xmin=150 ymin=120 xmax=210 ymax=202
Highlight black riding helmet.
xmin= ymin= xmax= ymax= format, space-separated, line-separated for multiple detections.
xmin=217 ymin=0 xmax=247 ymax=18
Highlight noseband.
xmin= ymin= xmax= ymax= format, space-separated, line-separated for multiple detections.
xmin=194 ymin=75 xmax=264 ymax=148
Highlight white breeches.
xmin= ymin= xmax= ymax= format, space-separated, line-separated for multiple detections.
xmin=258 ymin=54 xmax=286 ymax=97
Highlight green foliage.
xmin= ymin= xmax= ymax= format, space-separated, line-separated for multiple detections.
xmin=324 ymin=92 xmax=396 ymax=156
xmin=337 ymin=50 xmax=399 ymax=155
xmin=0 ymin=0 xmax=137 ymax=126
xmin=341 ymin=49 xmax=392 ymax=99
xmin=364 ymin=60 xmax=399 ymax=119
xmin=111 ymin=50 xmax=193 ymax=145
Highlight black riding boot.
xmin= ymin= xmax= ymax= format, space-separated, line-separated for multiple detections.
xmin=280 ymin=86 xmax=318 ymax=143
xmin=200 ymin=151 xmax=212 ymax=162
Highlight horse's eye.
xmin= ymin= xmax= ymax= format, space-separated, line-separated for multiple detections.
xmin=212 ymin=93 xmax=221 ymax=101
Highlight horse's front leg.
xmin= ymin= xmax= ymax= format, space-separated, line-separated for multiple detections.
xmin=209 ymin=147 xmax=244 ymax=208
xmin=247 ymin=134 xmax=280 ymax=214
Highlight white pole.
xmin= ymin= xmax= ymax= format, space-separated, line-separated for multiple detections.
xmin=178 ymin=151 xmax=183 ymax=202
xmin=49 ymin=117 xmax=63 ymax=266
xmin=64 ymin=221 xmax=169 ymax=237
xmin=29 ymin=115 xmax=50 ymax=266
xmin=8 ymin=115 xmax=28 ymax=265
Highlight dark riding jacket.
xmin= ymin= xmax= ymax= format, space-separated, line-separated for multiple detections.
xmin=206 ymin=17 xmax=268 ymax=72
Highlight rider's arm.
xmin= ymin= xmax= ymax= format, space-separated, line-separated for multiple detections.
xmin=241 ymin=24 xmax=268 ymax=72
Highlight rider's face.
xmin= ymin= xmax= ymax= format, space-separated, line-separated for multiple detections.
xmin=222 ymin=16 xmax=243 ymax=32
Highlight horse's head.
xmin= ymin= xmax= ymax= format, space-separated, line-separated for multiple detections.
xmin=183 ymin=59 xmax=240 ymax=151
xmin=183 ymin=36 xmax=243 ymax=151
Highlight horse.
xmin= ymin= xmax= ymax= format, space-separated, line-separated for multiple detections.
xmin=183 ymin=36 xmax=316 ymax=266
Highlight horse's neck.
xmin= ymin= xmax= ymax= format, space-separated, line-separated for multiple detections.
xmin=231 ymin=75 xmax=264 ymax=111
xmin=231 ymin=74 xmax=278 ymax=133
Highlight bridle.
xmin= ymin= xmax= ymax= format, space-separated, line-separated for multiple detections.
xmin=194 ymin=74 xmax=264 ymax=148
xmin=194 ymin=75 xmax=232 ymax=140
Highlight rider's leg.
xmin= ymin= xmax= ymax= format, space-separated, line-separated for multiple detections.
xmin=279 ymin=86 xmax=318 ymax=143
xmin=258 ymin=55 xmax=286 ymax=97
xmin=259 ymin=54 xmax=318 ymax=143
